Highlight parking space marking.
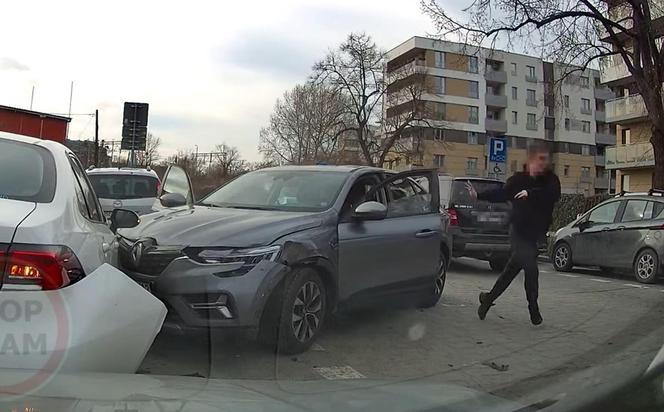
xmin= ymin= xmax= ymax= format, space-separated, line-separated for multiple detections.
xmin=589 ymin=279 xmax=612 ymax=283
xmin=314 ymin=366 xmax=366 ymax=380
xmin=559 ymin=274 xmax=579 ymax=278
xmin=623 ymin=283 xmax=648 ymax=289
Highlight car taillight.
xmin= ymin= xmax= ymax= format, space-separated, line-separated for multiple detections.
xmin=3 ymin=245 xmax=85 ymax=291
xmin=447 ymin=207 xmax=459 ymax=226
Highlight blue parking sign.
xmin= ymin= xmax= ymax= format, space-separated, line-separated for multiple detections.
xmin=489 ymin=137 xmax=507 ymax=163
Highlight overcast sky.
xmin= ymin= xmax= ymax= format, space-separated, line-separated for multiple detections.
xmin=1 ymin=0 xmax=438 ymax=161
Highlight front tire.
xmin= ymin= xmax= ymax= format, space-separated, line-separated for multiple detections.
xmin=634 ymin=249 xmax=659 ymax=284
xmin=552 ymin=242 xmax=573 ymax=272
xmin=419 ymin=251 xmax=447 ymax=308
xmin=276 ymin=268 xmax=326 ymax=354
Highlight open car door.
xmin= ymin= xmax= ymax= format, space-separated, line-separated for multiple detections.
xmin=152 ymin=164 xmax=194 ymax=211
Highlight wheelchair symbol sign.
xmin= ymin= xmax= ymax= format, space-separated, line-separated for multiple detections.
xmin=489 ymin=137 xmax=507 ymax=163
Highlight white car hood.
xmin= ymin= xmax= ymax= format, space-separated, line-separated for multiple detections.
xmin=0 ymin=199 xmax=35 ymax=242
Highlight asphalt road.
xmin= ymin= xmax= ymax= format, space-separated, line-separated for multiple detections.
xmin=139 ymin=258 xmax=664 ymax=406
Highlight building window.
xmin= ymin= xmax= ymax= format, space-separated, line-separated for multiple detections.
xmin=433 ymin=154 xmax=445 ymax=168
xmin=469 ymin=106 xmax=479 ymax=124
xmin=433 ymin=128 xmax=445 ymax=141
xmin=467 ymin=157 xmax=478 ymax=172
xmin=565 ymin=118 xmax=570 ymax=130
xmin=581 ymin=166 xmax=591 ymax=178
xmin=582 ymin=145 xmax=590 ymax=156
xmin=580 ymin=76 xmax=590 ymax=88
xmin=527 ymin=65 xmax=536 ymax=79
xmin=468 ymin=56 xmax=478 ymax=73
xmin=564 ymin=95 xmax=569 ymax=108
xmin=511 ymin=86 xmax=517 ymax=100
xmin=434 ymin=51 xmax=444 ymax=68
xmin=510 ymin=62 xmax=517 ymax=75
xmin=564 ymin=165 xmax=570 ymax=177
xmin=469 ymin=81 xmax=479 ymax=98
xmin=526 ymin=89 xmax=536 ymax=106
xmin=434 ymin=76 xmax=445 ymax=94
xmin=582 ymin=120 xmax=591 ymax=133
xmin=527 ymin=113 xmax=537 ymax=130
xmin=467 ymin=132 xmax=479 ymax=144
xmin=622 ymin=128 xmax=631 ymax=144
xmin=582 ymin=98 xmax=591 ymax=112
xmin=434 ymin=102 xmax=445 ymax=120
xmin=512 ymin=111 xmax=518 ymax=124
xmin=546 ymin=105 xmax=554 ymax=116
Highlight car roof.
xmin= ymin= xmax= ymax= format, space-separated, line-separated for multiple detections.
xmin=259 ymin=165 xmax=382 ymax=173
xmin=452 ymin=176 xmax=504 ymax=183
xmin=86 ymin=167 xmax=159 ymax=177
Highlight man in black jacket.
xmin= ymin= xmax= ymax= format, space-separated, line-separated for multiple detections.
xmin=467 ymin=141 xmax=560 ymax=325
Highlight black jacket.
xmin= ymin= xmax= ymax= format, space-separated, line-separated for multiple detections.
xmin=478 ymin=171 xmax=561 ymax=240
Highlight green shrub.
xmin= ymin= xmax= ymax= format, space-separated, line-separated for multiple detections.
xmin=550 ymin=193 xmax=611 ymax=231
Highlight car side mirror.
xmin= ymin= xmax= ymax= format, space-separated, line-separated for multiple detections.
xmin=577 ymin=220 xmax=591 ymax=232
xmin=352 ymin=201 xmax=387 ymax=221
xmin=160 ymin=192 xmax=187 ymax=208
xmin=110 ymin=209 xmax=140 ymax=232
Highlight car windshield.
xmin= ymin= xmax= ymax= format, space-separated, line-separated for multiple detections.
xmin=0 ymin=138 xmax=56 ymax=202
xmin=201 ymin=169 xmax=348 ymax=212
xmin=88 ymin=174 xmax=158 ymax=199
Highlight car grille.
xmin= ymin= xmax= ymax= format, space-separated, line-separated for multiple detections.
xmin=119 ymin=238 xmax=183 ymax=276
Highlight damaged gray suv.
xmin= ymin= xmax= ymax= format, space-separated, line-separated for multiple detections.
xmin=117 ymin=165 xmax=450 ymax=354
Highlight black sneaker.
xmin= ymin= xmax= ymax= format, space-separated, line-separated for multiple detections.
xmin=477 ymin=292 xmax=494 ymax=320
xmin=529 ymin=305 xmax=543 ymax=325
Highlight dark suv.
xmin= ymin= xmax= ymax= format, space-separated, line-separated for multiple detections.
xmin=117 ymin=165 xmax=451 ymax=354
xmin=439 ymin=175 xmax=511 ymax=271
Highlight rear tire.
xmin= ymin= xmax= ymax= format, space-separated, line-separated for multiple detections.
xmin=552 ymin=242 xmax=573 ymax=272
xmin=634 ymin=249 xmax=659 ymax=284
xmin=419 ymin=251 xmax=447 ymax=308
xmin=276 ymin=268 xmax=327 ymax=355
xmin=489 ymin=255 xmax=508 ymax=272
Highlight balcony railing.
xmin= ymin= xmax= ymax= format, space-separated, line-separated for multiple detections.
xmin=600 ymin=56 xmax=631 ymax=84
xmin=484 ymin=69 xmax=507 ymax=84
xmin=606 ymin=94 xmax=648 ymax=123
xmin=595 ymin=155 xmax=606 ymax=166
xmin=485 ymin=94 xmax=507 ymax=108
xmin=605 ymin=142 xmax=655 ymax=170
xmin=594 ymin=87 xmax=615 ymax=101
xmin=485 ymin=118 xmax=508 ymax=133
xmin=596 ymin=132 xmax=616 ymax=145
xmin=595 ymin=110 xmax=606 ymax=122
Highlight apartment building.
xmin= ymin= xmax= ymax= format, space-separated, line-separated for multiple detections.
xmin=384 ymin=36 xmax=616 ymax=195
xmin=599 ymin=1 xmax=658 ymax=192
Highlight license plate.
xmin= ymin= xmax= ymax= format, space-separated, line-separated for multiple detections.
xmin=477 ymin=213 xmax=505 ymax=223
xmin=138 ymin=281 xmax=152 ymax=293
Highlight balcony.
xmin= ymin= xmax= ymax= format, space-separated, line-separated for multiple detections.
xmin=485 ymin=118 xmax=508 ymax=133
xmin=600 ymin=56 xmax=631 ymax=84
xmin=595 ymin=87 xmax=615 ymax=101
xmin=595 ymin=155 xmax=606 ymax=166
xmin=598 ymin=2 xmax=664 ymax=40
xmin=605 ymin=142 xmax=655 ymax=170
xmin=595 ymin=110 xmax=606 ymax=122
xmin=596 ymin=131 xmax=616 ymax=145
xmin=606 ymin=94 xmax=648 ymax=123
xmin=484 ymin=69 xmax=507 ymax=84
xmin=485 ymin=94 xmax=507 ymax=108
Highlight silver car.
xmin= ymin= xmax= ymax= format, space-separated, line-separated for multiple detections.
xmin=117 ymin=165 xmax=450 ymax=354
xmin=86 ymin=167 xmax=161 ymax=216
xmin=551 ymin=191 xmax=664 ymax=283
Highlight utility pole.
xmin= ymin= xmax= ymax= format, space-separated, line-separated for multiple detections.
xmin=94 ymin=109 xmax=99 ymax=166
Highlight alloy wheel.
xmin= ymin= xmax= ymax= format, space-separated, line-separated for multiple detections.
xmin=637 ymin=253 xmax=656 ymax=280
xmin=554 ymin=245 xmax=569 ymax=269
xmin=291 ymin=281 xmax=323 ymax=343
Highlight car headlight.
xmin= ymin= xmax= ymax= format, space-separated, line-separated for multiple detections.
xmin=186 ymin=245 xmax=281 ymax=265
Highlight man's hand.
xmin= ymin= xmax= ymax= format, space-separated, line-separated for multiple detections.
xmin=515 ymin=190 xmax=528 ymax=199
xmin=465 ymin=181 xmax=477 ymax=200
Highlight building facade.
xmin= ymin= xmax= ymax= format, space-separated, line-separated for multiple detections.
xmin=600 ymin=1 xmax=657 ymax=193
xmin=384 ymin=37 xmax=617 ymax=195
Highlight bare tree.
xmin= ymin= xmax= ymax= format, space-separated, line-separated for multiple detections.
xmin=212 ymin=143 xmax=246 ymax=176
xmin=135 ymin=133 xmax=161 ymax=166
xmin=421 ymin=0 xmax=664 ymax=187
xmin=259 ymin=83 xmax=349 ymax=164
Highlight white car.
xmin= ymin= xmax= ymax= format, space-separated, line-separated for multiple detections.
xmin=0 ymin=132 xmax=166 ymax=377
xmin=86 ymin=167 xmax=161 ymax=216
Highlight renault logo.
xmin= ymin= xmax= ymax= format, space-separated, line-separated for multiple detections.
xmin=131 ymin=238 xmax=155 ymax=267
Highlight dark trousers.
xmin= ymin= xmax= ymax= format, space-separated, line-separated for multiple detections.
xmin=487 ymin=231 xmax=540 ymax=307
